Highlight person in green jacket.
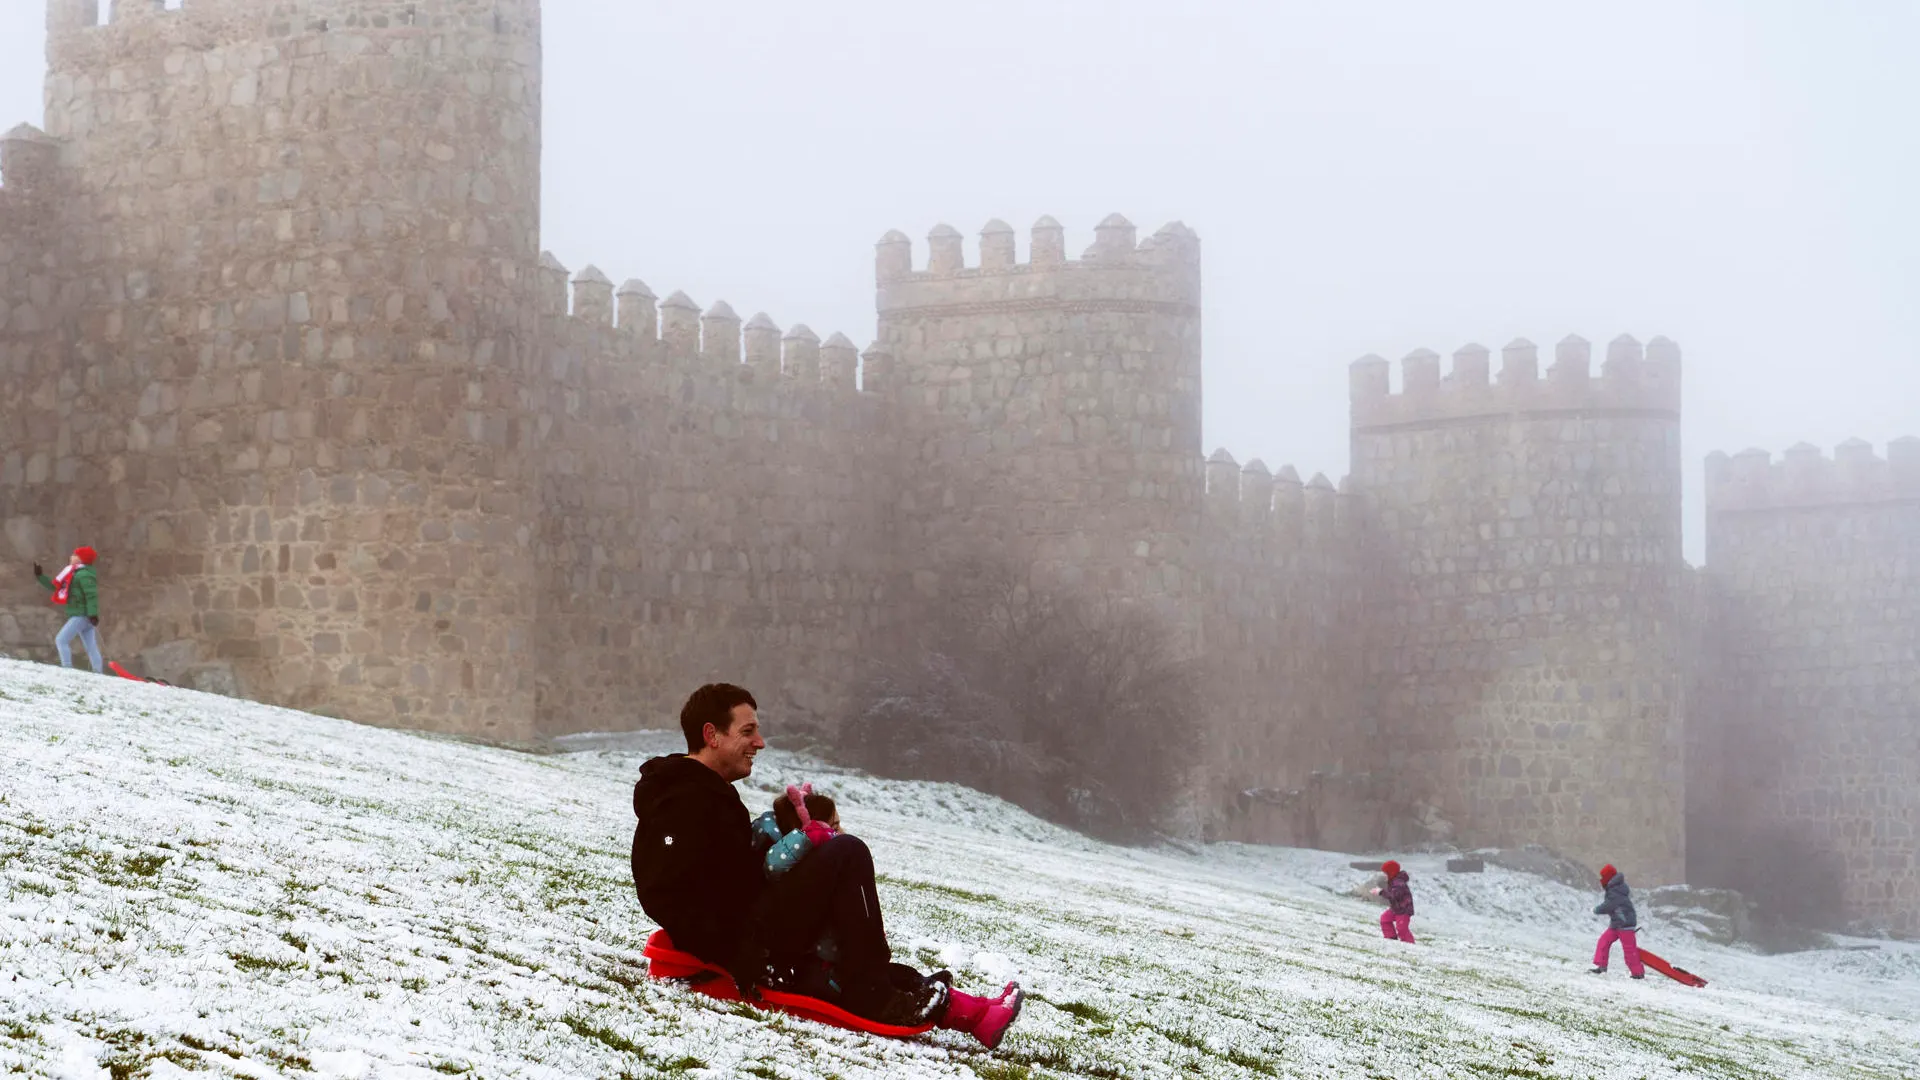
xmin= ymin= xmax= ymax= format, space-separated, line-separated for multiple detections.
xmin=36 ymin=545 xmax=103 ymax=673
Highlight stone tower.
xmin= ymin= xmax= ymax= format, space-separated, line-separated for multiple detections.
xmin=1349 ymin=335 xmax=1688 ymax=883
xmin=1695 ymin=439 xmax=1920 ymax=933
xmin=3 ymin=0 xmax=544 ymax=733
xmin=872 ymin=215 xmax=1204 ymax=612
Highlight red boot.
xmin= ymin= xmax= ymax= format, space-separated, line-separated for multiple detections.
xmin=938 ymin=983 xmax=1024 ymax=1050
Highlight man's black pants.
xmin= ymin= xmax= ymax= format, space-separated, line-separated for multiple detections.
xmin=758 ymin=834 xmax=902 ymax=1005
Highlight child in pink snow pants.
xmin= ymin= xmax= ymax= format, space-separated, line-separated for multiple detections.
xmin=1589 ymin=863 xmax=1645 ymax=978
xmin=1372 ymin=860 xmax=1416 ymax=943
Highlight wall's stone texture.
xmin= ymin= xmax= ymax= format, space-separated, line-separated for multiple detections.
xmin=2 ymin=0 xmax=545 ymax=735
xmin=1349 ymin=336 xmax=1690 ymax=885
xmin=2 ymin=0 xmax=1914 ymax=932
xmin=1693 ymin=441 xmax=1920 ymax=933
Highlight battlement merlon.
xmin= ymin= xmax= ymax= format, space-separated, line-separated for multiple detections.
xmin=0 ymin=124 xmax=60 ymax=199
xmin=875 ymin=214 xmax=1202 ymax=317
xmin=1705 ymin=437 xmax=1920 ymax=514
xmin=1350 ymin=334 xmax=1681 ymax=430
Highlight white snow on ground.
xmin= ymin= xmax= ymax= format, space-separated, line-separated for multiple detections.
xmin=2 ymin=658 xmax=1917 ymax=1079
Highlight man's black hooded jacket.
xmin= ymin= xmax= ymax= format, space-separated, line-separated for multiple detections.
xmin=631 ymin=754 xmax=766 ymax=966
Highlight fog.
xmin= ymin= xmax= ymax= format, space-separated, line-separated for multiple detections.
xmin=2 ymin=0 xmax=1914 ymax=561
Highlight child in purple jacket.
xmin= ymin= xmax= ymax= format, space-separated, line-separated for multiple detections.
xmin=1372 ymin=859 xmax=1416 ymax=943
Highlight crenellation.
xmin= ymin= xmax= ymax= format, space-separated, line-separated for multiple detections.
xmin=927 ymin=223 xmax=965 ymax=275
xmin=700 ymin=300 xmax=741 ymax=363
xmin=1351 ymin=333 xmax=1681 ymax=430
xmin=1240 ymin=459 xmax=1273 ymax=528
xmin=1031 ymin=215 xmax=1065 ymax=265
xmin=1706 ymin=438 xmax=1920 ymax=514
xmin=742 ymin=312 xmax=780 ymax=374
xmin=1550 ymin=334 xmax=1590 ymax=382
xmin=570 ymin=265 xmax=612 ymax=326
xmin=780 ymin=323 xmax=818 ymax=380
xmin=1303 ymin=473 xmax=1336 ymax=542
xmin=875 ymin=213 xmax=1201 ymax=292
xmin=659 ymin=290 xmax=700 ymax=358
xmin=1205 ymin=448 xmax=1240 ymax=516
xmin=820 ymin=332 xmax=858 ymax=388
xmin=615 ymin=279 xmax=656 ymax=340
xmin=1451 ymin=343 xmax=1490 ymax=388
xmin=1401 ymin=348 xmax=1441 ymax=395
xmin=1271 ymin=465 xmax=1305 ymax=537
xmin=536 ymin=252 xmax=568 ymax=315
xmin=980 ymin=218 xmax=1015 ymax=269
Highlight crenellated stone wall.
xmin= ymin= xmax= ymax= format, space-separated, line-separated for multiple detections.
xmin=527 ymin=257 xmax=896 ymax=736
xmin=1349 ymin=335 xmax=1690 ymax=885
xmin=2 ymin=0 xmax=1914 ymax=932
xmin=1694 ymin=438 xmax=1920 ymax=933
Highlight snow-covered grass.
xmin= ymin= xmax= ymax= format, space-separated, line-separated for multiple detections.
xmin=2 ymin=659 xmax=1917 ymax=1080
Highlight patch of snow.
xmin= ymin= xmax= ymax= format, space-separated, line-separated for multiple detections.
xmin=2 ymin=658 xmax=1918 ymax=1078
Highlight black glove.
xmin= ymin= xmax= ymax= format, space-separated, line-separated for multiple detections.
xmin=725 ymin=937 xmax=768 ymax=1003
xmin=89 ymin=616 xmax=99 ymax=626
xmin=33 ymin=563 xmax=42 ymax=577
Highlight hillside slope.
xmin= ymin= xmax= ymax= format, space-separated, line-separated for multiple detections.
xmin=2 ymin=659 xmax=1917 ymax=1079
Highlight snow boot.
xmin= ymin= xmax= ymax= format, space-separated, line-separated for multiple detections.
xmin=1587 ymin=966 xmax=1607 ymax=975
xmin=1630 ymin=973 xmax=1645 ymax=980
xmin=938 ymin=983 xmax=1024 ymax=1050
xmin=859 ymin=978 xmax=948 ymax=1028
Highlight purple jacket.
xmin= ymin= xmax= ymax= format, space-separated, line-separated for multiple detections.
xmin=1383 ymin=871 xmax=1414 ymax=916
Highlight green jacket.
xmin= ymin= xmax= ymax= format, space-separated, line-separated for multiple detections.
xmin=38 ymin=566 xmax=99 ymax=618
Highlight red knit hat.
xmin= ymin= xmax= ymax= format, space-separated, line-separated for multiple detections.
xmin=1600 ymin=864 xmax=1617 ymax=884
xmin=73 ymin=546 xmax=98 ymax=565
xmin=1380 ymin=859 xmax=1402 ymax=879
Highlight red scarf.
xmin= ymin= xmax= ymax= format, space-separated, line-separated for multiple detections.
xmin=51 ymin=564 xmax=75 ymax=606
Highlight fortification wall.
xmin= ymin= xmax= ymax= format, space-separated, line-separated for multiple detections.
xmin=872 ymin=216 xmax=1203 ymax=619
xmin=1351 ymin=334 xmax=1688 ymax=884
xmin=0 ymin=123 xmax=72 ymax=662
xmin=1697 ymin=438 xmax=1920 ymax=933
xmin=1195 ymin=453 xmax=1373 ymax=847
xmin=528 ymin=258 xmax=896 ymax=736
xmin=6 ymin=0 xmax=545 ymax=733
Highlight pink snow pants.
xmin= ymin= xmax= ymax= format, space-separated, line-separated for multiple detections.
xmin=1594 ymin=927 xmax=1644 ymax=976
xmin=1379 ymin=910 xmax=1415 ymax=943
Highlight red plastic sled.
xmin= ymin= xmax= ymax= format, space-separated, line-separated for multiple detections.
xmin=108 ymin=662 xmax=172 ymax=687
xmin=642 ymin=929 xmax=936 ymax=1038
xmin=1638 ymin=948 xmax=1708 ymax=988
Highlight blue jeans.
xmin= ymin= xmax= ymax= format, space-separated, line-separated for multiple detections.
xmin=55 ymin=616 xmax=104 ymax=673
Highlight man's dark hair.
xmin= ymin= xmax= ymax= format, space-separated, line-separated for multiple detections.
xmin=680 ymin=683 xmax=758 ymax=753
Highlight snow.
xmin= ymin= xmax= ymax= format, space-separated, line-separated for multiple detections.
xmin=1 ymin=659 xmax=1916 ymax=1079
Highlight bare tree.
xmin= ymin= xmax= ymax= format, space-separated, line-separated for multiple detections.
xmin=840 ymin=557 xmax=1201 ymax=842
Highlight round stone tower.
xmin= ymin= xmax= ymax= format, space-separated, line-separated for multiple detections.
xmin=1349 ymin=334 xmax=1687 ymax=883
xmin=873 ymin=214 xmax=1204 ymax=613
xmin=25 ymin=0 xmax=544 ymax=733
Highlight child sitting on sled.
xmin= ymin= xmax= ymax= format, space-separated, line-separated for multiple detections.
xmin=1370 ymin=859 xmax=1416 ymax=943
xmin=749 ymin=784 xmax=1025 ymax=1046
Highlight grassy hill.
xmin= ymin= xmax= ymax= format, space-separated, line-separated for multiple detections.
xmin=2 ymin=659 xmax=1916 ymax=1079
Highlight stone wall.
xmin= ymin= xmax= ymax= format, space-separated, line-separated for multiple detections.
xmin=1349 ymin=335 xmax=1689 ymax=885
xmin=527 ymin=257 xmax=896 ymax=736
xmin=872 ymin=217 xmax=1204 ymax=618
xmin=2 ymin=0 xmax=545 ymax=734
xmin=1195 ymin=453 xmax=1373 ymax=848
xmin=1696 ymin=439 xmax=1920 ymax=933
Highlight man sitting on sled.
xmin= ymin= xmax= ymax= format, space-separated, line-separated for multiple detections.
xmin=630 ymin=683 xmax=1023 ymax=1048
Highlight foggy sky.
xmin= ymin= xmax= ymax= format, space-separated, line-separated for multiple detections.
xmin=2 ymin=0 xmax=1914 ymax=562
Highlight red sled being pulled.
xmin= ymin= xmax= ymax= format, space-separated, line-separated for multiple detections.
xmin=642 ymin=929 xmax=937 ymax=1038
xmin=1637 ymin=947 xmax=1708 ymax=988
xmin=108 ymin=662 xmax=173 ymax=687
